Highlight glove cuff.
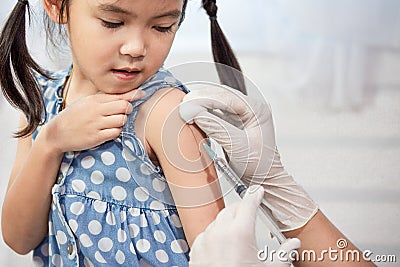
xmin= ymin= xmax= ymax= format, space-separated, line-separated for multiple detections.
xmin=259 ymin=179 xmax=319 ymax=232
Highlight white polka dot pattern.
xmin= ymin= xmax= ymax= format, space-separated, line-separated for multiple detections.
xmin=93 ymin=200 xmax=107 ymax=213
xmin=140 ymin=214 xmax=148 ymax=227
xmin=140 ymin=163 xmax=153 ymax=175
xmin=129 ymin=208 xmax=140 ymax=217
xmin=171 ymin=239 xmax=189 ymax=254
xmin=123 ymin=140 xmax=134 ymax=152
xmin=72 ymin=180 xmax=86 ymax=193
xmin=151 ymin=212 xmax=161 ymax=225
xmin=41 ymin=243 xmax=49 ymax=256
xmin=70 ymin=202 xmax=85 ymax=215
xmin=101 ymin=151 xmax=115 ymax=166
xmin=116 ymin=167 xmax=131 ymax=182
xmin=98 ymin=237 xmax=113 ymax=252
xmin=156 ymin=249 xmax=169 ymax=263
xmin=120 ymin=211 xmax=127 ymax=223
xmin=88 ymin=220 xmax=102 ymax=235
xmin=152 ymin=178 xmax=166 ymax=192
xmin=56 ymin=231 xmax=67 ymax=245
xmin=86 ymin=191 xmax=101 ymax=200
xmin=128 ymin=224 xmax=140 ymax=238
xmin=150 ymin=200 xmax=165 ymax=210
xmin=136 ymin=239 xmax=151 ymax=253
xmin=84 ymin=257 xmax=95 ymax=267
xmin=106 ymin=211 xmax=116 ymax=225
xmin=69 ymin=219 xmax=78 ymax=232
xmin=122 ymin=148 xmax=136 ymax=161
xmin=52 ymin=254 xmax=62 ymax=266
xmin=90 ymin=171 xmax=104 ymax=185
xmin=154 ymin=230 xmax=166 ymax=243
xmin=81 ymin=156 xmax=95 ymax=169
xmin=117 ymin=229 xmax=127 ymax=243
xmin=111 ymin=186 xmax=127 ymax=201
xmin=170 ymin=214 xmax=183 ymax=228
xmin=115 ymin=250 xmax=125 ymax=264
xmin=32 ymin=68 xmax=191 ymax=266
xmin=129 ymin=243 xmax=136 ymax=255
xmin=95 ymin=251 xmax=106 ymax=263
xmin=134 ymin=187 xmax=149 ymax=202
xmin=80 ymin=234 xmax=93 ymax=248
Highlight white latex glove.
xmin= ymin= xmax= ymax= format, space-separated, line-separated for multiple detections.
xmin=179 ymin=86 xmax=318 ymax=231
xmin=181 ymin=85 xmax=275 ymax=180
xmin=189 ymin=185 xmax=301 ymax=267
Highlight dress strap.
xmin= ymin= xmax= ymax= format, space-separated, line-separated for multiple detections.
xmin=122 ymin=68 xmax=189 ymax=134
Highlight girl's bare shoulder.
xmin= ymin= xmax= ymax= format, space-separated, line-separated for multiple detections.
xmin=135 ymin=87 xmax=187 ymax=162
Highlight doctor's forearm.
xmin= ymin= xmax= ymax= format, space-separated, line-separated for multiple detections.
xmin=285 ymin=210 xmax=376 ymax=267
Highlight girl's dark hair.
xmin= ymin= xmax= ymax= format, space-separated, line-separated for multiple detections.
xmin=0 ymin=0 xmax=189 ymax=138
xmin=202 ymin=0 xmax=247 ymax=95
xmin=0 ymin=1 xmax=50 ymax=138
xmin=0 ymin=0 xmax=241 ymax=138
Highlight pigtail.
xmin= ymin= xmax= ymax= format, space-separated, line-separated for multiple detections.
xmin=0 ymin=0 xmax=50 ymax=138
xmin=179 ymin=0 xmax=188 ymax=26
xmin=202 ymin=0 xmax=247 ymax=95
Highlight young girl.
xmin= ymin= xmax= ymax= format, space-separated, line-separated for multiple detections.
xmin=0 ymin=0 xmax=245 ymax=266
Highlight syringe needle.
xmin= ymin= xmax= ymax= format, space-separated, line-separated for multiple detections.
xmin=203 ymin=143 xmax=286 ymax=244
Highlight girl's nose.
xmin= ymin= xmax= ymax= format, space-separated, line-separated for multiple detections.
xmin=120 ymin=32 xmax=147 ymax=58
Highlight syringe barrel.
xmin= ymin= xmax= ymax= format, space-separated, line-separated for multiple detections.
xmin=213 ymin=157 xmax=287 ymax=244
xmin=214 ymin=157 xmax=247 ymax=196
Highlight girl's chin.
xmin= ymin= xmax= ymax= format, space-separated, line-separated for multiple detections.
xmin=100 ymin=86 xmax=141 ymax=95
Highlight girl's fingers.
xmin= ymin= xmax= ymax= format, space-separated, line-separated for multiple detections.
xmin=100 ymin=100 xmax=133 ymax=116
xmin=100 ymin=114 xmax=128 ymax=130
xmin=96 ymin=89 xmax=145 ymax=103
xmin=120 ymin=89 xmax=145 ymax=102
xmin=98 ymin=127 xmax=123 ymax=141
xmin=94 ymin=114 xmax=128 ymax=144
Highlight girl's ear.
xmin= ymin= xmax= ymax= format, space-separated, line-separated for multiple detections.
xmin=43 ymin=0 xmax=67 ymax=24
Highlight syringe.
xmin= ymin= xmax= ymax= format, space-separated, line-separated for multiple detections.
xmin=203 ymin=143 xmax=287 ymax=244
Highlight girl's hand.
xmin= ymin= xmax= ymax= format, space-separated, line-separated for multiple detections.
xmin=44 ymin=89 xmax=144 ymax=153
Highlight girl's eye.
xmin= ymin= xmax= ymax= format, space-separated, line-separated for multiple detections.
xmin=154 ymin=25 xmax=174 ymax=33
xmin=101 ymin=20 xmax=124 ymax=29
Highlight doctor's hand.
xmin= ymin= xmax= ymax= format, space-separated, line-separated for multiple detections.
xmin=189 ymin=186 xmax=300 ymax=267
xmin=179 ymin=86 xmax=318 ymax=231
xmin=180 ymin=85 xmax=275 ymax=181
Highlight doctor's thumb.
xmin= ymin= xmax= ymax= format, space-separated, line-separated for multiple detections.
xmin=237 ymin=185 xmax=264 ymax=220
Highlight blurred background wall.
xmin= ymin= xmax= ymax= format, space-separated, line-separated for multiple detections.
xmin=1 ymin=0 xmax=399 ymax=265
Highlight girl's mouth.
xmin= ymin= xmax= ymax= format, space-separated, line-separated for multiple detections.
xmin=112 ymin=69 xmax=141 ymax=81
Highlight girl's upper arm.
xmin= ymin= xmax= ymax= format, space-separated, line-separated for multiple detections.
xmin=144 ymin=88 xmax=225 ymax=246
xmin=7 ymin=114 xmax=33 ymax=191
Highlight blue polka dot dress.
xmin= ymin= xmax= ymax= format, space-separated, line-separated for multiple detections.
xmin=32 ymin=67 xmax=190 ymax=266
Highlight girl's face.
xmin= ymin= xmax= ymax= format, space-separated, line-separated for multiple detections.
xmin=66 ymin=0 xmax=183 ymax=95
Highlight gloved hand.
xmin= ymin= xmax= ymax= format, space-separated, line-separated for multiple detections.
xmin=181 ymin=85 xmax=275 ymax=180
xmin=189 ymin=185 xmax=301 ymax=267
xmin=179 ymin=86 xmax=318 ymax=231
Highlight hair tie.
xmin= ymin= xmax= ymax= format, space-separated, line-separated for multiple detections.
xmin=209 ymin=16 xmax=217 ymax=21
xmin=18 ymin=0 xmax=28 ymax=5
